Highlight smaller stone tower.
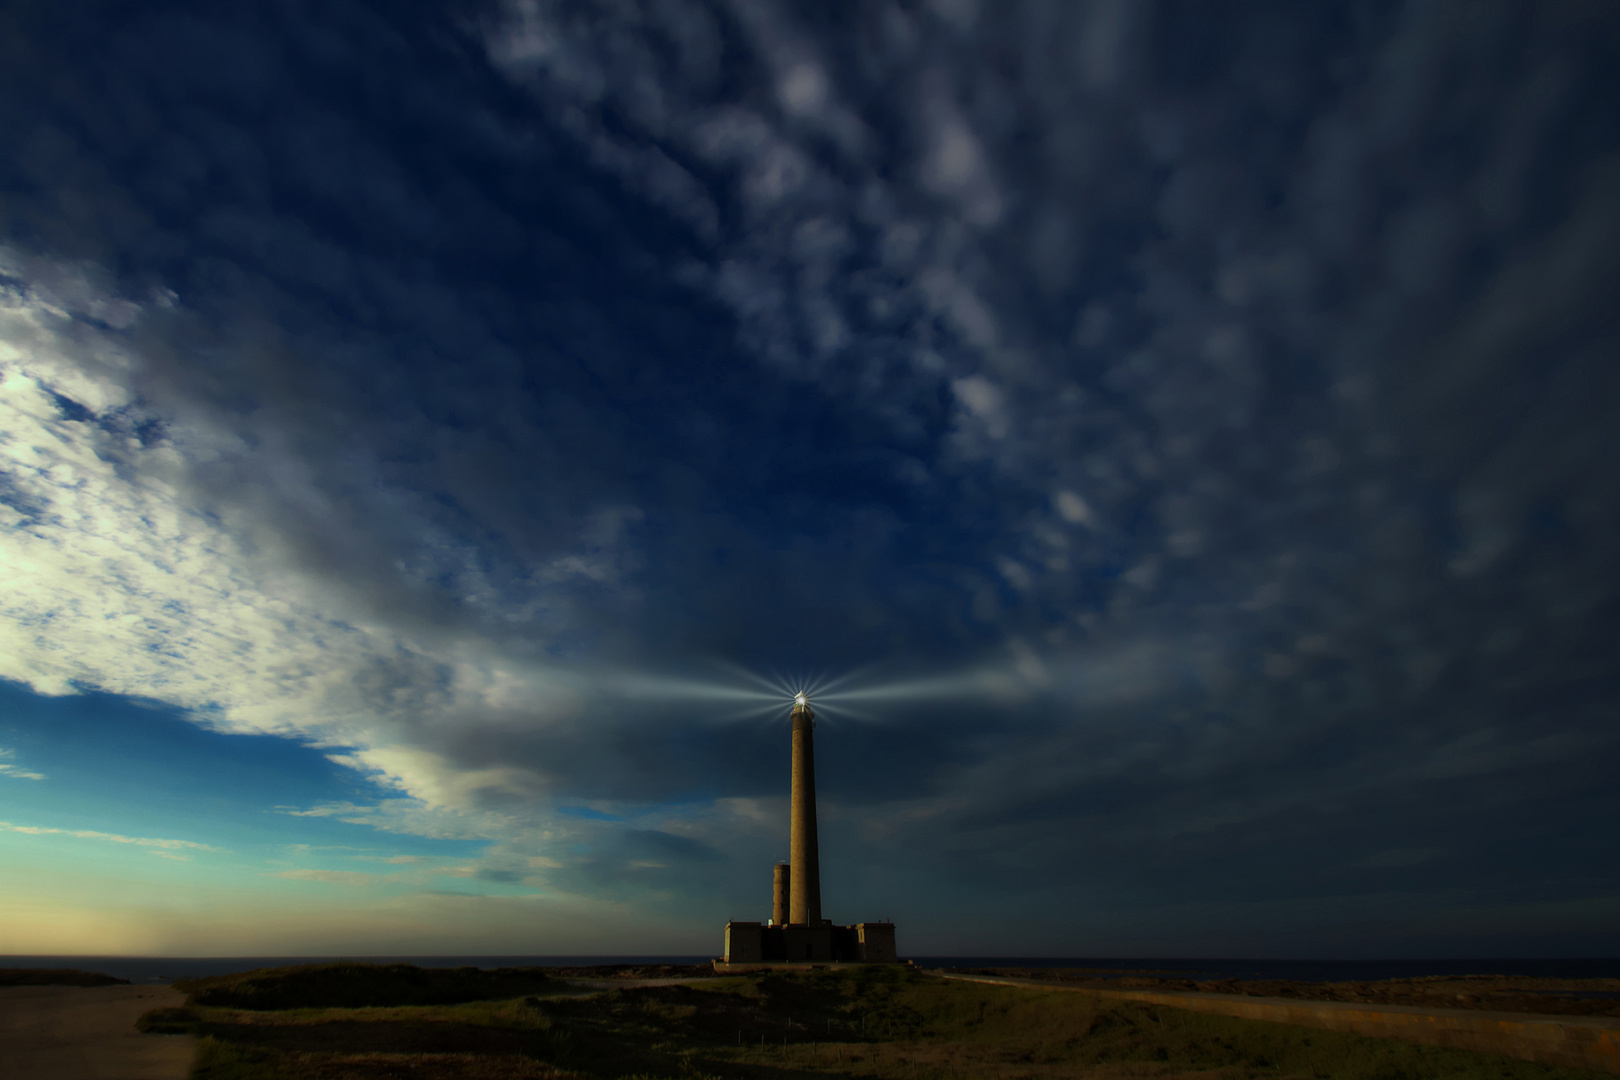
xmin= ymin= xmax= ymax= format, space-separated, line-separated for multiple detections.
xmin=772 ymin=863 xmax=790 ymax=926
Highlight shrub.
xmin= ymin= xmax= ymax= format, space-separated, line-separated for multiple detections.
xmin=179 ymin=963 xmax=553 ymax=1010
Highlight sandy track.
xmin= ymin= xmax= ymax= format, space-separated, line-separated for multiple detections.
xmin=0 ymin=984 xmax=195 ymax=1080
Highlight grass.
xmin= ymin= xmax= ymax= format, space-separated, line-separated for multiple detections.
xmin=176 ymin=963 xmax=557 ymax=1009
xmin=0 ymin=967 xmax=129 ymax=986
xmin=140 ymin=963 xmax=1613 ymax=1080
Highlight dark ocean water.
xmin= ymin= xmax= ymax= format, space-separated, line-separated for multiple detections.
xmin=5 ymin=955 xmax=1617 ymax=985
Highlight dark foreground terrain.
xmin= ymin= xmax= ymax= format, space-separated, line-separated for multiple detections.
xmin=126 ymin=962 xmax=1616 ymax=1080
xmin=951 ymin=968 xmax=1620 ymax=1019
xmin=0 ymin=967 xmax=131 ymax=987
xmin=1 ymin=982 xmax=192 ymax=1080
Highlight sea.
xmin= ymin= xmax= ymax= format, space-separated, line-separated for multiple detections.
xmin=4 ymin=955 xmax=1617 ymax=985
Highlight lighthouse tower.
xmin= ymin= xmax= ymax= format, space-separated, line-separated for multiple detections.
xmin=788 ymin=691 xmax=822 ymax=927
xmin=719 ymin=691 xmax=898 ymax=968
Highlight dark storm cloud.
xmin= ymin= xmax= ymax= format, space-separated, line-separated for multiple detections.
xmin=3 ymin=0 xmax=1618 ymax=950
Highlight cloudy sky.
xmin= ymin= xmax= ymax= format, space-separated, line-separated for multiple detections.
xmin=2 ymin=0 xmax=1617 ymax=959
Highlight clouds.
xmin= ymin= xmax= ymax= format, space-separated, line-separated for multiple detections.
xmin=0 ymin=0 xmax=1617 ymax=953
xmin=0 ymin=264 xmax=535 ymax=743
xmin=0 ymin=750 xmax=46 ymax=781
xmin=0 ymin=820 xmax=217 ymax=854
xmin=275 ymin=868 xmax=397 ymax=886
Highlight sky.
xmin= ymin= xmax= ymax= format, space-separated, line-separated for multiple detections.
xmin=1 ymin=0 xmax=1617 ymax=960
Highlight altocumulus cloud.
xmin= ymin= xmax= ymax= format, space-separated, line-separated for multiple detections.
xmin=0 ymin=0 xmax=1618 ymax=952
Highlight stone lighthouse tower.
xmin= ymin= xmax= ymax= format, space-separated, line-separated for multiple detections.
xmin=788 ymin=691 xmax=821 ymax=926
xmin=718 ymin=691 xmax=899 ymax=968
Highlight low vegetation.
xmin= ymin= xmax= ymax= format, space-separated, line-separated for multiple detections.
xmin=956 ymin=968 xmax=1620 ymax=1019
xmin=0 ymin=967 xmax=129 ymax=987
xmin=136 ymin=963 xmax=1611 ymax=1080
xmin=176 ymin=963 xmax=556 ymax=1010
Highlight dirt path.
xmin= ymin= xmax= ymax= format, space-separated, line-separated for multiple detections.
xmin=0 ymin=984 xmax=195 ymax=1080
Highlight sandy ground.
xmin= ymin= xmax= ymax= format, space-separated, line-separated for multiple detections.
xmin=0 ymin=984 xmax=195 ymax=1080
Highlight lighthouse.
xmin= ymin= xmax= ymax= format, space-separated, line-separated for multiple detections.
xmin=789 ymin=691 xmax=821 ymax=926
xmin=718 ymin=691 xmax=898 ymax=968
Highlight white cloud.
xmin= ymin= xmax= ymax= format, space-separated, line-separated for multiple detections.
xmin=0 ymin=748 xmax=45 ymax=780
xmin=0 ymin=820 xmax=219 ymax=853
xmin=326 ymin=745 xmax=540 ymax=812
xmin=921 ymin=116 xmax=1002 ymax=227
xmin=778 ymin=62 xmax=828 ymax=117
xmin=1 ymin=269 xmax=605 ymax=860
xmin=951 ymin=375 xmax=1008 ymax=439
xmin=1053 ymin=490 xmax=1098 ymax=529
xmin=0 ymin=258 xmax=592 ymax=829
xmin=996 ymin=556 xmax=1033 ymax=592
xmin=274 ymin=869 xmax=389 ymax=886
xmin=0 ymin=281 xmax=386 ymax=726
xmin=280 ymin=799 xmax=509 ymax=842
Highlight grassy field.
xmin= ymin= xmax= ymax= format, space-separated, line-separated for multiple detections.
xmin=138 ymin=963 xmax=1613 ymax=1080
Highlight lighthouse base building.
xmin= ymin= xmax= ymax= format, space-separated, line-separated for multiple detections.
xmin=723 ymin=916 xmax=896 ymax=965
xmin=717 ymin=695 xmax=899 ymax=968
